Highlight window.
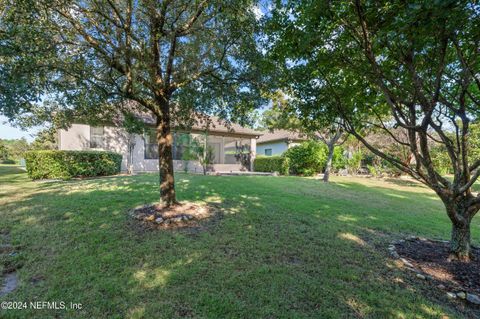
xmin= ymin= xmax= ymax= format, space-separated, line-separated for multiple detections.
xmin=264 ymin=149 xmax=272 ymax=156
xmin=90 ymin=126 xmax=104 ymax=148
xmin=144 ymin=129 xmax=158 ymax=159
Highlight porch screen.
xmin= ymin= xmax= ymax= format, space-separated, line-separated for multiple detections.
xmin=173 ymin=133 xmax=194 ymax=160
xmin=223 ymin=137 xmax=251 ymax=164
xmin=144 ymin=130 xmax=194 ymax=160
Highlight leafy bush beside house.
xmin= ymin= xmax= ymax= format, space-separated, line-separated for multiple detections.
xmin=253 ymin=156 xmax=289 ymax=175
xmin=284 ymin=141 xmax=327 ymax=176
xmin=255 ymin=142 xmax=351 ymax=177
xmin=255 ymin=140 xmax=412 ymax=178
xmin=25 ymin=150 xmax=122 ymax=180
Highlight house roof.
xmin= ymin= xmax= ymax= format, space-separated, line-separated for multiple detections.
xmin=188 ymin=116 xmax=263 ymax=137
xmin=119 ymin=103 xmax=263 ymax=138
xmin=256 ymin=129 xmax=309 ymax=144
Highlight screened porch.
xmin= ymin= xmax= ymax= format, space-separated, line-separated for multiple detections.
xmin=143 ymin=130 xmax=253 ymax=167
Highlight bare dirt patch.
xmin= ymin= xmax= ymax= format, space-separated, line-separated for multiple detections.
xmin=395 ymin=238 xmax=480 ymax=297
xmin=0 ymin=229 xmax=19 ymax=297
xmin=129 ymin=202 xmax=221 ymax=232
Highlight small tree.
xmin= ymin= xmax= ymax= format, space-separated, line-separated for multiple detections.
xmin=1 ymin=138 xmax=30 ymax=161
xmin=178 ymin=134 xmax=215 ymax=175
xmin=188 ymin=135 xmax=215 ymax=175
xmin=199 ymin=146 xmax=215 ymax=175
xmin=267 ymin=0 xmax=480 ymax=260
xmin=0 ymin=142 xmax=10 ymax=161
xmin=317 ymin=125 xmax=344 ymax=182
xmin=261 ymin=92 xmax=346 ymax=182
xmin=31 ymin=128 xmax=57 ymax=150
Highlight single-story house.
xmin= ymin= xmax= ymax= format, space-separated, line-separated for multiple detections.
xmin=58 ymin=114 xmax=262 ymax=173
xmin=256 ymin=129 xmax=308 ymax=156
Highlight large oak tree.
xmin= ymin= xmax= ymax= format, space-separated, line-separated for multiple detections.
xmin=1 ymin=0 xmax=265 ymax=206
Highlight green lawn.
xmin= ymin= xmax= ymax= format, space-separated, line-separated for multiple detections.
xmin=0 ymin=165 xmax=479 ymax=318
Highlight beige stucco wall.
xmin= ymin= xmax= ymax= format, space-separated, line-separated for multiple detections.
xmin=250 ymin=138 xmax=256 ymax=171
xmin=58 ymin=124 xmax=129 ymax=171
xmin=58 ymin=124 xmax=90 ymax=150
xmin=59 ymin=124 xmax=257 ymax=173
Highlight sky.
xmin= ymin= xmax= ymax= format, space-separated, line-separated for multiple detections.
xmin=0 ymin=116 xmax=41 ymax=142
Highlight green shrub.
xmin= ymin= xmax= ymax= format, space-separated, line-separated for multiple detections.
xmin=362 ymin=153 xmax=376 ymax=167
xmin=1 ymin=159 xmax=16 ymax=164
xmin=25 ymin=150 xmax=122 ymax=180
xmin=367 ymin=164 xmax=380 ymax=177
xmin=346 ymin=150 xmax=363 ymax=174
xmin=281 ymin=156 xmax=291 ymax=175
xmin=284 ymin=141 xmax=326 ymax=176
xmin=254 ymin=156 xmax=289 ymax=175
xmin=332 ymin=146 xmax=347 ymax=171
xmin=431 ymin=145 xmax=453 ymax=175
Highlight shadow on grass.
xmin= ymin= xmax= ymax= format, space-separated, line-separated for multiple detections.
xmin=382 ymin=177 xmax=426 ymax=188
xmin=0 ymin=167 xmax=474 ymax=318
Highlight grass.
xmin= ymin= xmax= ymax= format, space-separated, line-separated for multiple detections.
xmin=0 ymin=164 xmax=479 ymax=318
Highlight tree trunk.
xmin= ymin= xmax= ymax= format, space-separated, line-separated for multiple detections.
xmin=449 ymin=221 xmax=472 ymax=262
xmin=323 ymin=143 xmax=335 ymax=182
xmin=156 ymin=114 xmax=177 ymax=207
xmin=444 ymin=198 xmax=476 ymax=262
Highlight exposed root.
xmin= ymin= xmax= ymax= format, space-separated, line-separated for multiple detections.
xmin=448 ymin=252 xmax=473 ymax=263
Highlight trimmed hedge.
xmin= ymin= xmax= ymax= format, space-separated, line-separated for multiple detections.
xmin=1 ymin=159 xmax=16 ymax=164
xmin=253 ymin=156 xmax=289 ymax=175
xmin=25 ymin=150 xmax=122 ymax=180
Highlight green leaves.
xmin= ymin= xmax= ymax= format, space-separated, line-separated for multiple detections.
xmin=253 ymin=155 xmax=290 ymax=175
xmin=1 ymin=0 xmax=267 ymax=128
xmin=24 ymin=150 xmax=122 ymax=180
xmin=284 ymin=141 xmax=327 ymax=176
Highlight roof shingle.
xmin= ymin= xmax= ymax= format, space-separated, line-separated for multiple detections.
xmin=119 ymin=102 xmax=263 ymax=137
xmin=256 ymin=129 xmax=309 ymax=144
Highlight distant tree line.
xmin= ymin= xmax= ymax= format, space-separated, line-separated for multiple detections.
xmin=0 ymin=128 xmax=57 ymax=163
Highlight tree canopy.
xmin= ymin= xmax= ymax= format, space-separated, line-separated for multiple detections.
xmin=1 ymin=0 xmax=267 ymax=205
xmin=266 ymin=0 xmax=480 ymax=260
xmin=1 ymin=0 xmax=265 ymax=122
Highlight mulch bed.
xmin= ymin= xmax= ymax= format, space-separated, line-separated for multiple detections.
xmin=129 ymin=201 xmax=221 ymax=231
xmin=395 ymin=238 xmax=480 ymax=296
